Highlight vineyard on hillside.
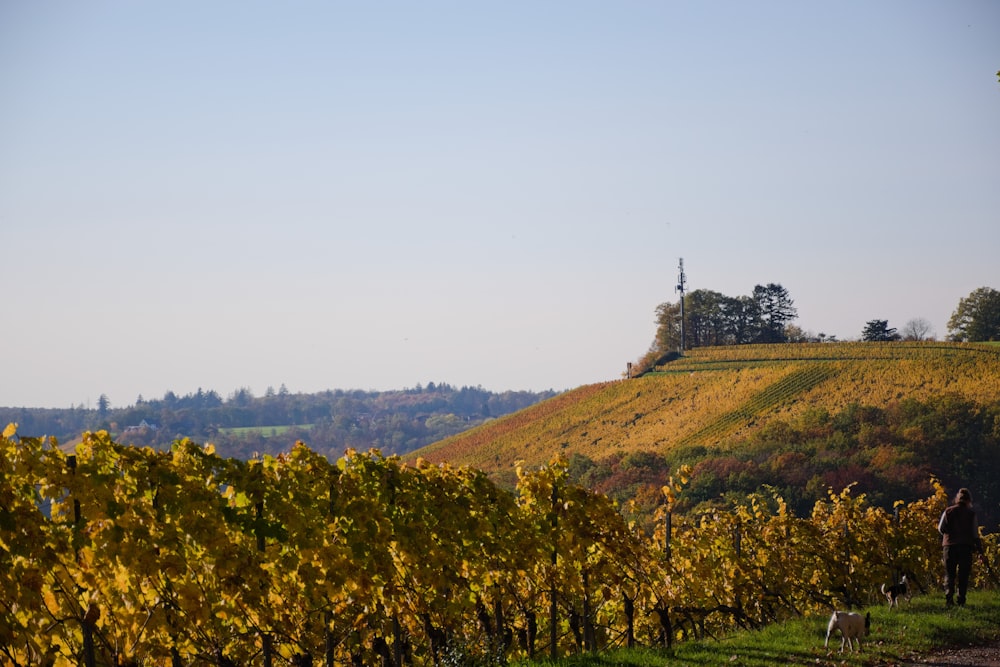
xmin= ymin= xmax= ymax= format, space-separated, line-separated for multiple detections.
xmin=414 ymin=342 xmax=1000 ymax=475
xmin=3 ymin=426 xmax=997 ymax=666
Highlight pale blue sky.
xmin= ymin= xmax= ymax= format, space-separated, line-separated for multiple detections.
xmin=2 ymin=1 xmax=998 ymax=409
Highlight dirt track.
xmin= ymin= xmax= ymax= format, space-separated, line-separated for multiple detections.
xmin=899 ymin=640 xmax=1000 ymax=666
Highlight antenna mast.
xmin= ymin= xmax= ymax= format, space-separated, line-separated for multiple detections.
xmin=675 ymin=258 xmax=686 ymax=352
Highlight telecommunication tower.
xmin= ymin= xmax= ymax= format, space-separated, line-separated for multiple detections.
xmin=675 ymin=258 xmax=686 ymax=352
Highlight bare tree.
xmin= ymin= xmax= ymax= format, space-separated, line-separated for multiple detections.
xmin=901 ymin=317 xmax=934 ymax=341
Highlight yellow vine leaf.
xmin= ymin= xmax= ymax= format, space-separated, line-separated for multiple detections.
xmin=42 ymin=588 xmax=58 ymax=614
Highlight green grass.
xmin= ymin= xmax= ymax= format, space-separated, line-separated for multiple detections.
xmin=218 ymin=424 xmax=313 ymax=437
xmin=515 ymin=590 xmax=1000 ymax=666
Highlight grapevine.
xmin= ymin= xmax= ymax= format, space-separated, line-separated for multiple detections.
xmin=0 ymin=425 xmax=991 ymax=665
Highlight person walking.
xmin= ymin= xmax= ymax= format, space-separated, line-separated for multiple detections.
xmin=938 ymin=487 xmax=983 ymax=607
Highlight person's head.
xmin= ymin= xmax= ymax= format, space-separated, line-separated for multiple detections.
xmin=956 ymin=488 xmax=973 ymax=505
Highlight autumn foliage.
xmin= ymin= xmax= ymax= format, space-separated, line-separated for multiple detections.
xmin=415 ymin=342 xmax=1000 ymax=526
xmin=418 ymin=342 xmax=1000 ymax=471
xmin=2 ymin=426 xmax=997 ymax=665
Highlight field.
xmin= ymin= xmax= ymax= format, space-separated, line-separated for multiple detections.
xmin=412 ymin=342 xmax=1000 ymax=475
xmin=217 ymin=423 xmax=314 ymax=437
xmin=517 ymin=590 xmax=1000 ymax=666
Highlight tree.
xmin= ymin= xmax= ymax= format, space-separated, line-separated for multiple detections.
xmin=98 ymin=394 xmax=111 ymax=416
xmin=948 ymin=287 xmax=1000 ymax=342
xmin=641 ymin=283 xmax=798 ymax=360
xmin=752 ymin=283 xmax=797 ymax=343
xmin=653 ymin=301 xmax=683 ymax=354
xmin=783 ymin=324 xmax=811 ymax=343
xmin=861 ymin=319 xmax=900 ymax=342
xmin=685 ymin=289 xmax=729 ymax=348
xmin=901 ymin=317 xmax=934 ymax=341
xmin=724 ymin=295 xmax=758 ymax=345
xmin=630 ymin=302 xmax=682 ymax=375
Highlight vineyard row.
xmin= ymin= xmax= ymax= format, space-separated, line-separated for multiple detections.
xmin=1 ymin=425 xmax=994 ymax=667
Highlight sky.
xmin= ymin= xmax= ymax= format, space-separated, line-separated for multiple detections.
xmin=2 ymin=1 xmax=998 ymax=410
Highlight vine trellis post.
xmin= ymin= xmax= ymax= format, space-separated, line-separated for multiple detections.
xmin=664 ymin=510 xmax=672 ymax=561
xmin=325 ymin=477 xmax=337 ymax=667
xmin=844 ymin=521 xmax=854 ymax=608
xmin=67 ymin=455 xmax=97 ymax=667
xmin=255 ymin=499 xmax=273 ymax=667
xmin=893 ymin=506 xmax=902 ymax=587
xmin=549 ymin=483 xmax=559 ymax=662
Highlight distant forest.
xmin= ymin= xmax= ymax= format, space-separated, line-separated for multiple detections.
xmin=0 ymin=383 xmax=558 ymax=460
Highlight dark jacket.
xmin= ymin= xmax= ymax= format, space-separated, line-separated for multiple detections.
xmin=939 ymin=503 xmax=982 ymax=551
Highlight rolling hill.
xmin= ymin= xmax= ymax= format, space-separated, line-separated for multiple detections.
xmin=411 ymin=342 xmax=1000 ymax=483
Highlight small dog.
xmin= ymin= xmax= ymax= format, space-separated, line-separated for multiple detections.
xmin=881 ymin=575 xmax=910 ymax=608
xmin=824 ymin=610 xmax=870 ymax=652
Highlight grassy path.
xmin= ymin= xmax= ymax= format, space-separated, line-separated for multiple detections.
xmin=517 ymin=590 xmax=1000 ymax=666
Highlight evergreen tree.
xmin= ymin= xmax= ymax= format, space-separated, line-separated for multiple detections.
xmin=751 ymin=283 xmax=797 ymax=343
xmin=862 ymin=319 xmax=900 ymax=342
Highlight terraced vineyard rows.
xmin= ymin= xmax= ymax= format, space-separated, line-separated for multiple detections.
xmin=674 ymin=363 xmax=834 ymax=448
xmin=650 ymin=341 xmax=1000 ymax=369
xmin=413 ymin=342 xmax=1000 ymax=475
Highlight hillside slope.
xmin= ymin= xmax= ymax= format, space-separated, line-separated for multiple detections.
xmin=412 ymin=342 xmax=1000 ymax=478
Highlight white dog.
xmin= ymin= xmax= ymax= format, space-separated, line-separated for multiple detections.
xmin=824 ymin=610 xmax=870 ymax=652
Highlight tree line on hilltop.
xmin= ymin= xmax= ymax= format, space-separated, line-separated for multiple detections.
xmin=634 ymin=284 xmax=1000 ymax=374
xmin=0 ymin=383 xmax=557 ymax=460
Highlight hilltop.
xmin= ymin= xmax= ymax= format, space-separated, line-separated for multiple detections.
xmin=412 ymin=342 xmax=1000 ymax=523
xmin=415 ymin=342 xmax=1000 ymax=471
